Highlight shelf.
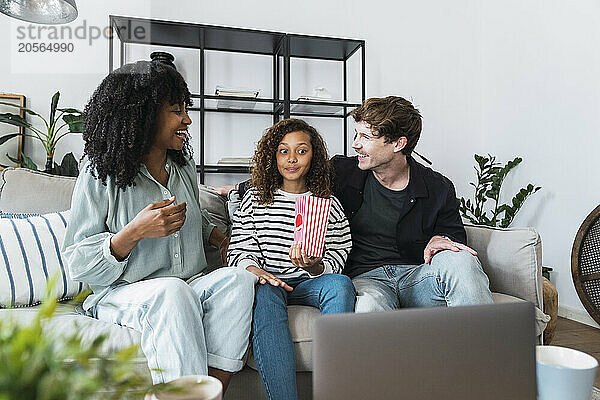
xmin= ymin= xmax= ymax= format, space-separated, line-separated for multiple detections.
xmin=188 ymin=95 xmax=284 ymax=114
xmin=289 ymin=100 xmax=360 ymax=117
xmin=110 ymin=15 xmax=365 ymax=183
xmin=110 ymin=16 xmax=363 ymax=59
xmin=110 ymin=16 xmax=285 ymax=54
xmin=287 ymin=34 xmax=363 ymax=61
xmin=198 ymin=165 xmax=252 ymax=174
xmin=189 ymin=97 xmax=358 ymax=117
xmin=204 ymin=26 xmax=285 ymax=55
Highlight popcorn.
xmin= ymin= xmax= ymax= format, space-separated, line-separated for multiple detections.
xmin=294 ymin=195 xmax=332 ymax=258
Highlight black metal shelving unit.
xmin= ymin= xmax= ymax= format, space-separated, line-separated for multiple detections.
xmin=109 ymin=16 xmax=365 ymax=183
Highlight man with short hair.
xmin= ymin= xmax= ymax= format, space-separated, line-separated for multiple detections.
xmin=221 ymin=96 xmax=493 ymax=311
xmin=334 ymin=96 xmax=492 ymax=311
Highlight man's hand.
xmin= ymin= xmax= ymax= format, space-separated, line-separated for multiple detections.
xmin=246 ymin=265 xmax=294 ymax=291
xmin=289 ymin=242 xmax=324 ymax=275
xmin=207 ymin=185 xmax=236 ymax=197
xmin=423 ymin=235 xmax=477 ymax=264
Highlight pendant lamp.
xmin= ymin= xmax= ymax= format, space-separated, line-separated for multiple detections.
xmin=0 ymin=0 xmax=78 ymax=24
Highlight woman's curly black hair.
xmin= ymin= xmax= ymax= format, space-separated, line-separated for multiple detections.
xmin=83 ymin=60 xmax=193 ymax=189
xmin=250 ymin=118 xmax=333 ymax=205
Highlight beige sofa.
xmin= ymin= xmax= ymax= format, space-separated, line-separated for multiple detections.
xmin=0 ymin=167 xmax=550 ymax=399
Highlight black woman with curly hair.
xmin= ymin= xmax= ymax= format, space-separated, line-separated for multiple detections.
xmin=62 ymin=60 xmax=257 ymax=390
xmin=227 ymin=118 xmax=355 ymax=400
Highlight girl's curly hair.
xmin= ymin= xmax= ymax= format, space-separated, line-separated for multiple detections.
xmin=83 ymin=60 xmax=193 ymax=189
xmin=250 ymin=118 xmax=332 ymax=205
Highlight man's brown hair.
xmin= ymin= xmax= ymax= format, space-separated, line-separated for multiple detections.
xmin=351 ymin=96 xmax=422 ymax=156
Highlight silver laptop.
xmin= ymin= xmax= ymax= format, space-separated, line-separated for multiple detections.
xmin=313 ymin=302 xmax=536 ymax=400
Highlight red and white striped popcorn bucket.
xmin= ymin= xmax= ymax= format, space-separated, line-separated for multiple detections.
xmin=294 ymin=195 xmax=332 ymax=258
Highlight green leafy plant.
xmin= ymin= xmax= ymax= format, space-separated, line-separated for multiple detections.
xmin=0 ymin=277 xmax=164 ymax=400
xmin=459 ymin=154 xmax=541 ymax=228
xmin=0 ymin=91 xmax=83 ymax=176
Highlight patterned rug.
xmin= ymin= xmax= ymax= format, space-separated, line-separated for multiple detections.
xmin=593 ymin=387 xmax=600 ymax=400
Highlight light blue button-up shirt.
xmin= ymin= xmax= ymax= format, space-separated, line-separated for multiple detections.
xmin=62 ymin=156 xmax=215 ymax=310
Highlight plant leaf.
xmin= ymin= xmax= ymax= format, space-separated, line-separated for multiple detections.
xmin=56 ymin=108 xmax=82 ymax=114
xmin=0 ymin=101 xmax=40 ymax=117
xmin=53 ymin=152 xmax=79 ymax=177
xmin=6 ymin=153 xmax=20 ymax=164
xmin=49 ymin=91 xmax=60 ymax=128
xmin=0 ymin=113 xmax=31 ymax=129
xmin=62 ymin=114 xmax=84 ymax=133
xmin=20 ymin=153 xmax=39 ymax=170
xmin=0 ymin=132 xmax=22 ymax=145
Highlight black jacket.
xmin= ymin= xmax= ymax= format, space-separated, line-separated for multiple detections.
xmin=331 ymin=155 xmax=466 ymax=269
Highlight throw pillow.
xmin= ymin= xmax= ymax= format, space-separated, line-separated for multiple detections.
xmin=0 ymin=210 xmax=87 ymax=307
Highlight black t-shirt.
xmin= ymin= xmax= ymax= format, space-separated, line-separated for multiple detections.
xmin=346 ymin=173 xmax=407 ymax=276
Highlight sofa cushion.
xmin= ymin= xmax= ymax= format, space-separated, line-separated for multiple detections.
xmin=0 ymin=168 xmax=76 ymax=214
xmin=0 ymin=210 xmax=88 ymax=307
xmin=197 ymin=186 xmax=231 ymax=271
xmin=465 ymin=224 xmax=543 ymax=310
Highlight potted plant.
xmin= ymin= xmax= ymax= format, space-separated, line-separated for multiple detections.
xmin=458 ymin=154 xmax=541 ymax=228
xmin=459 ymin=154 xmax=552 ymax=278
xmin=0 ymin=91 xmax=83 ymax=176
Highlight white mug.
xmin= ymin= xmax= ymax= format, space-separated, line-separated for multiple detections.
xmin=146 ymin=375 xmax=222 ymax=400
xmin=536 ymin=345 xmax=598 ymax=400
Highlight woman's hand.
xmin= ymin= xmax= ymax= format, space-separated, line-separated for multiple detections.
xmin=246 ymin=265 xmax=293 ymax=291
xmin=289 ymin=242 xmax=324 ymax=275
xmin=128 ymin=197 xmax=187 ymax=239
xmin=110 ymin=197 xmax=186 ymax=261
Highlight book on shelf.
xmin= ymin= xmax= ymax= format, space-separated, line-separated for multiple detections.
xmin=291 ymin=96 xmax=346 ymax=115
xmin=216 ymin=157 xmax=254 ymax=167
xmin=215 ymin=86 xmax=259 ymax=110
xmin=215 ymin=85 xmax=259 ymax=98
xmin=295 ymin=96 xmax=334 ymax=102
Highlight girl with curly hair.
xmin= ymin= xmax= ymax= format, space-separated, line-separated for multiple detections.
xmin=62 ymin=60 xmax=257 ymax=389
xmin=227 ymin=118 xmax=355 ymax=400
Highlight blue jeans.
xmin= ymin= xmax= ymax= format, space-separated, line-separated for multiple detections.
xmin=252 ymin=274 xmax=356 ymax=400
xmin=93 ymin=267 xmax=257 ymax=383
xmin=353 ymin=250 xmax=493 ymax=312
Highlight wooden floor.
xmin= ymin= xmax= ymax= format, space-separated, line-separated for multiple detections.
xmin=552 ymin=316 xmax=600 ymax=387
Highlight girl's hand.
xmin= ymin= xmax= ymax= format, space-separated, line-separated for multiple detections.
xmin=128 ymin=197 xmax=187 ymax=239
xmin=289 ymin=242 xmax=324 ymax=275
xmin=246 ymin=265 xmax=293 ymax=291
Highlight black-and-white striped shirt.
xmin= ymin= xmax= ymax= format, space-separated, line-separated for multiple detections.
xmin=227 ymin=189 xmax=352 ymax=279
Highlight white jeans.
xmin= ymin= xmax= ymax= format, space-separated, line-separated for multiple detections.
xmin=93 ymin=267 xmax=257 ymax=383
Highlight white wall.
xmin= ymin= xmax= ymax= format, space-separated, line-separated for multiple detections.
xmin=1 ymin=0 xmax=599 ymax=324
